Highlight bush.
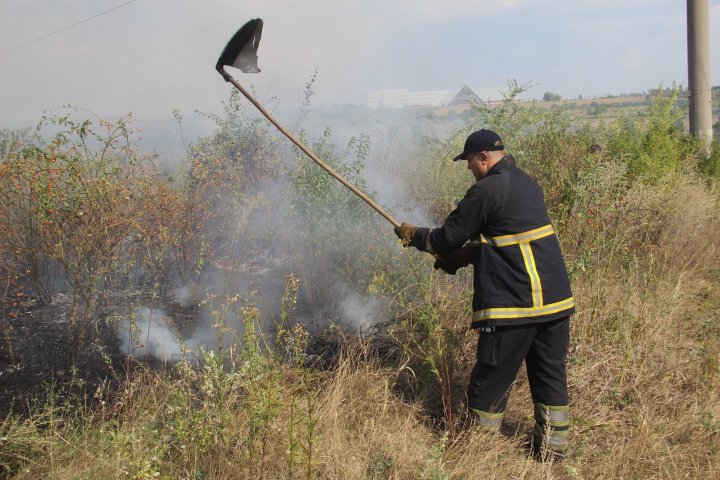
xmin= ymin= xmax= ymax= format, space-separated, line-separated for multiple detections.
xmin=288 ymin=129 xmax=389 ymax=309
xmin=600 ymin=84 xmax=698 ymax=183
xmin=697 ymin=140 xmax=720 ymax=180
xmin=0 ymin=111 xmax=191 ymax=358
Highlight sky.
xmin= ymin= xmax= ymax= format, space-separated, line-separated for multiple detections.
xmin=0 ymin=0 xmax=718 ymax=129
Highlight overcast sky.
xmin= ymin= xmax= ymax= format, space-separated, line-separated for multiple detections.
xmin=1 ymin=0 xmax=718 ymax=128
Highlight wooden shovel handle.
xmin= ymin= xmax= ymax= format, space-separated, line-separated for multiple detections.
xmin=221 ymin=69 xmax=401 ymax=228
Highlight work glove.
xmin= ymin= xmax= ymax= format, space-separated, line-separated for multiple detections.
xmin=433 ymin=246 xmax=473 ymax=275
xmin=433 ymin=256 xmax=461 ymax=275
xmin=394 ymin=223 xmax=418 ymax=247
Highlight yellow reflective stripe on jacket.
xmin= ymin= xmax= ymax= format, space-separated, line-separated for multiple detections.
xmin=520 ymin=242 xmax=542 ymax=307
xmin=472 ymin=297 xmax=575 ymax=321
xmin=480 ymin=224 xmax=555 ymax=247
xmin=477 ymin=224 xmax=554 ymax=309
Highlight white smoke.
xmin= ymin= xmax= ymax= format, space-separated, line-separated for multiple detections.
xmin=335 ymin=282 xmax=389 ymax=331
xmin=115 ymin=109 xmax=434 ymax=363
xmin=118 ymin=307 xmax=183 ymax=363
xmin=172 ymin=285 xmax=194 ymax=306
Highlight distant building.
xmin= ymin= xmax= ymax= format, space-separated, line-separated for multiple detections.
xmin=448 ymin=85 xmax=481 ymax=106
xmin=368 ymin=85 xmax=503 ymax=109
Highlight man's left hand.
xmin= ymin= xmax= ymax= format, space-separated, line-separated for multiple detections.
xmin=434 ymin=256 xmax=460 ymax=275
xmin=433 ymin=246 xmax=473 ymax=275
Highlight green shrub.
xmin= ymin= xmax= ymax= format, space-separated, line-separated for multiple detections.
xmin=697 ymin=140 xmax=720 ymax=180
xmin=288 ymin=128 xmax=387 ymax=307
xmin=600 ymin=84 xmax=698 ymax=183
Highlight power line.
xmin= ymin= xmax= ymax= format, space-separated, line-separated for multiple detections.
xmin=0 ymin=0 xmax=140 ymax=55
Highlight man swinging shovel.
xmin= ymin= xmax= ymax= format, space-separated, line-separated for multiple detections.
xmin=216 ymin=19 xmax=574 ymax=461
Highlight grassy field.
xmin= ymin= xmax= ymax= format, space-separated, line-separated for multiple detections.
xmin=1 ymin=86 xmax=719 ymax=479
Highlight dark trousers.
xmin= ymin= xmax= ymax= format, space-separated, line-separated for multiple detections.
xmin=467 ymin=317 xmax=569 ymax=413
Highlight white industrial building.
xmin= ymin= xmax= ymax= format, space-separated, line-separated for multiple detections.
xmin=368 ymin=85 xmax=504 ymax=109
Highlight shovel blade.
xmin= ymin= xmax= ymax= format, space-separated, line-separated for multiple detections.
xmin=216 ymin=18 xmax=263 ymax=74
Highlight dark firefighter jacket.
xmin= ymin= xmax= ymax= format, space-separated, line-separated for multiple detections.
xmin=412 ymin=156 xmax=574 ymax=327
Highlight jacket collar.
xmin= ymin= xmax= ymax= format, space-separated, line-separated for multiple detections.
xmin=488 ymin=154 xmax=515 ymax=175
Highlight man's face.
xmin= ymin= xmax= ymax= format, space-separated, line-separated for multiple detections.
xmin=466 ymin=152 xmax=487 ymax=181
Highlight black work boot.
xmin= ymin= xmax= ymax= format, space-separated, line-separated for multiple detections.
xmin=531 ymin=436 xmax=566 ymax=463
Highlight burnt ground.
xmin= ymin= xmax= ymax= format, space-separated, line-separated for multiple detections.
xmin=0 ymin=279 xmax=414 ymax=425
xmin=0 ymin=292 xmax=371 ymax=420
xmin=1 ymin=300 xmax=118 ymax=418
xmin=0 ymin=295 xmax=494 ymax=448
xmin=0 ymin=294 xmax=200 ymax=419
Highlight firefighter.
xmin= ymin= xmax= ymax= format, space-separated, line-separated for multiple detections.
xmin=394 ymin=129 xmax=574 ymax=460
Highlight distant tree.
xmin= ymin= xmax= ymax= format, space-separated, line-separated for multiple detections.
xmin=543 ymin=91 xmax=562 ymax=102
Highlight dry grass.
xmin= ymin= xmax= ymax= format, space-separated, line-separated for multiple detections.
xmin=313 ymin=352 xmax=436 ymax=478
xmin=559 ymin=174 xmax=720 ymax=479
xmin=4 ymin=174 xmax=719 ymax=479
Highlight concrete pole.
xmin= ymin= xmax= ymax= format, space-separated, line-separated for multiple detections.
xmin=687 ymin=0 xmax=713 ymax=153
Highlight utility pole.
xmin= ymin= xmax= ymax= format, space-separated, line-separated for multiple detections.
xmin=687 ymin=0 xmax=713 ymax=153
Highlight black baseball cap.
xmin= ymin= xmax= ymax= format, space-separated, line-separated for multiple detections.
xmin=453 ymin=129 xmax=504 ymax=161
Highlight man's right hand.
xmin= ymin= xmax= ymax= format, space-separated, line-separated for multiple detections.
xmin=394 ymin=223 xmax=417 ymax=247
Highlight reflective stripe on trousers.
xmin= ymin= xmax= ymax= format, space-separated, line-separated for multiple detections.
xmin=472 ymin=408 xmax=504 ymax=429
xmin=533 ymin=403 xmax=569 ymax=453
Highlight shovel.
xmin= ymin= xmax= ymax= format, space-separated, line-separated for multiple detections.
xmin=215 ymin=18 xmax=400 ymax=228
